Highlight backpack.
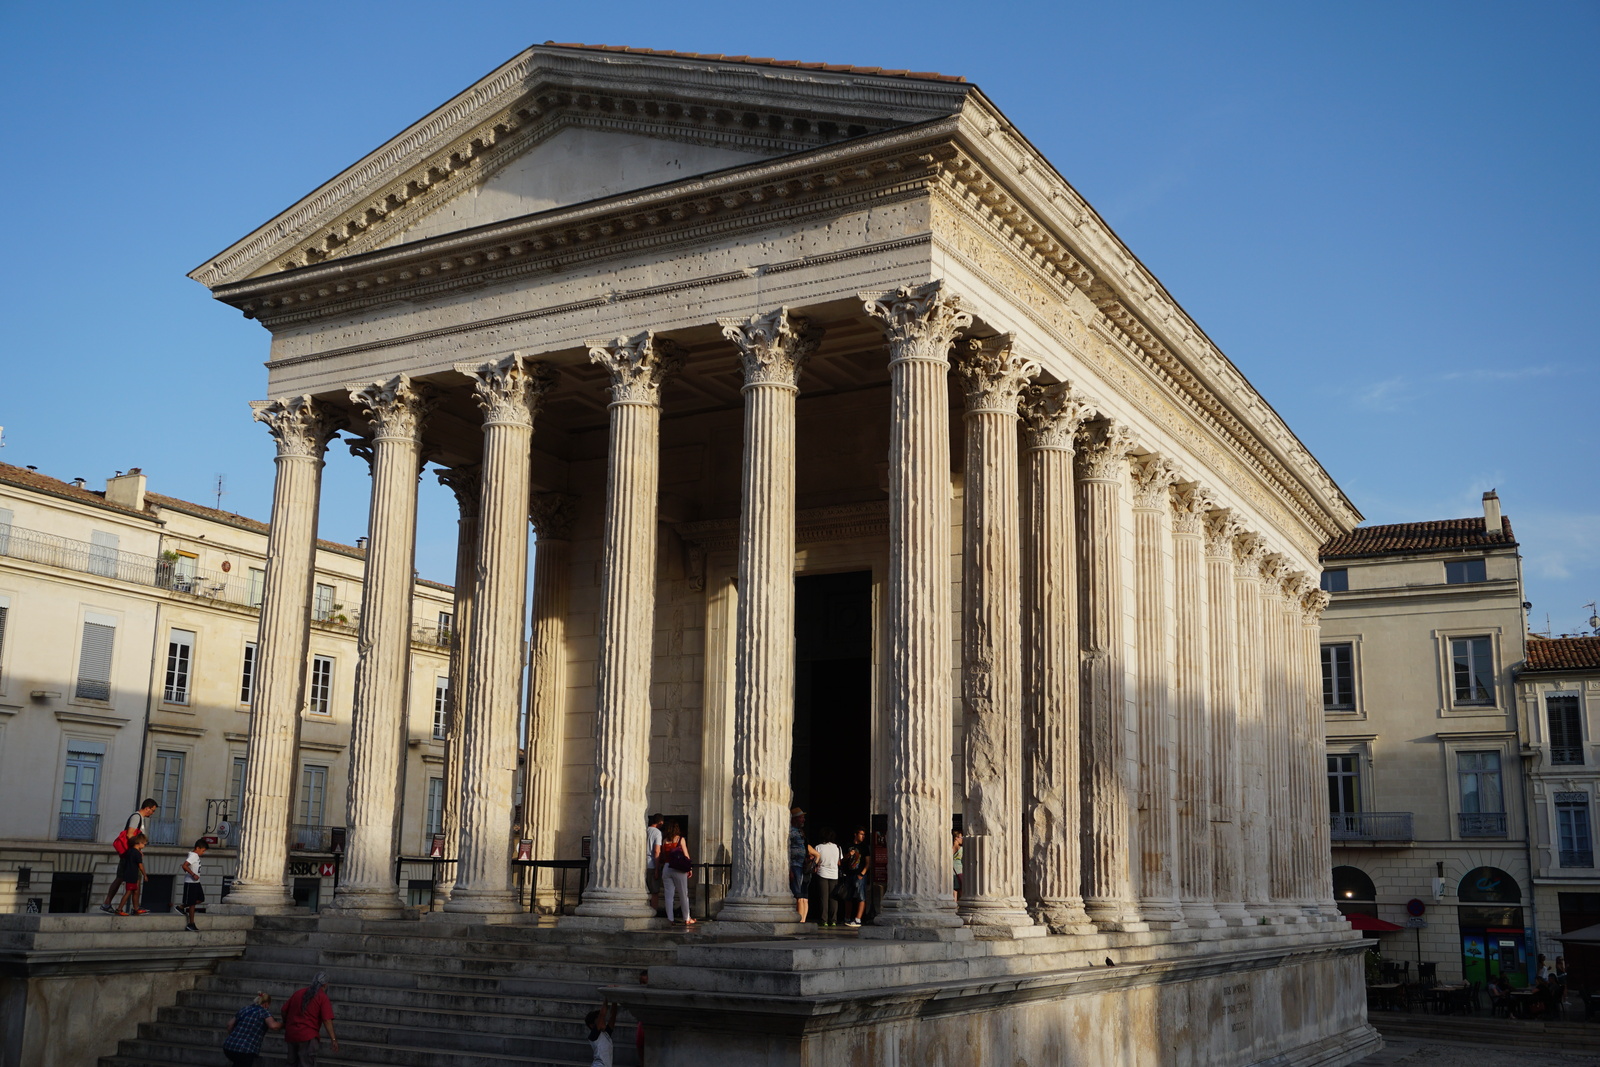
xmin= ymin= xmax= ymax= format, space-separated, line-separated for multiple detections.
xmin=112 ymin=813 xmax=141 ymax=854
xmin=663 ymin=843 xmax=693 ymax=873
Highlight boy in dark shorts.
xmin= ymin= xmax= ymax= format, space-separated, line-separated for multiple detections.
xmin=115 ymin=832 xmax=148 ymax=914
xmin=180 ymin=838 xmax=208 ymax=932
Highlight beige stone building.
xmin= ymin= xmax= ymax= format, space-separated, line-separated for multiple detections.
xmin=166 ymin=42 xmax=1375 ymax=1065
xmin=0 ymin=462 xmax=454 ymax=914
xmin=1520 ymin=634 xmax=1600 ymax=964
xmin=1318 ymin=492 xmax=1535 ymax=985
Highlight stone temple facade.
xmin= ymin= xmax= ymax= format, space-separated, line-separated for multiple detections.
xmin=192 ymin=43 xmax=1376 ymax=1067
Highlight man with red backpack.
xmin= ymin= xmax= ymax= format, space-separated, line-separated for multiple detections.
xmin=99 ymin=799 xmax=158 ymax=914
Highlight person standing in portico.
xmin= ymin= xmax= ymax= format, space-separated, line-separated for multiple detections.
xmin=789 ymin=808 xmax=818 ymax=922
xmin=645 ymin=813 xmax=664 ymax=913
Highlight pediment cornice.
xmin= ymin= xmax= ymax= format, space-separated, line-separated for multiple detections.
xmin=190 ymin=45 xmax=968 ymax=288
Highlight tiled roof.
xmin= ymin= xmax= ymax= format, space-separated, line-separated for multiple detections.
xmin=541 ymin=42 xmax=965 ymax=83
xmin=146 ymin=493 xmax=365 ymax=558
xmin=0 ymin=461 xmax=153 ymax=519
xmin=1525 ymin=636 xmax=1600 ymax=673
xmin=1321 ymin=516 xmax=1516 ymax=560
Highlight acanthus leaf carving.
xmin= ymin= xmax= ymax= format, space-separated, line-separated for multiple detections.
xmin=1129 ymin=453 xmax=1179 ymax=509
xmin=1203 ymin=508 xmax=1244 ymax=558
xmin=586 ymin=331 xmax=685 ymax=405
xmin=347 ymin=373 xmax=435 ymax=442
xmin=528 ymin=491 xmax=579 ymax=541
xmin=718 ymin=307 xmax=822 ymax=388
xmin=454 ymin=353 xmax=555 ymax=427
xmin=250 ymin=396 xmax=346 ymax=459
xmin=436 ymin=463 xmax=482 ymax=515
xmin=952 ymin=333 xmax=1040 ymax=415
xmin=1302 ymin=587 xmax=1332 ymax=620
xmin=1170 ymin=484 xmax=1213 ymax=535
xmin=1018 ymin=381 xmax=1094 ymax=451
xmin=1074 ymin=419 xmax=1134 ymax=481
xmin=859 ymin=279 xmax=972 ymax=364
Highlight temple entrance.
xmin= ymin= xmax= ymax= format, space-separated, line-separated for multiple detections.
xmin=791 ymin=571 xmax=873 ymax=842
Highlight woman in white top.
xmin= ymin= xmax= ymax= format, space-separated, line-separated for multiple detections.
xmin=813 ymin=827 xmax=842 ymax=927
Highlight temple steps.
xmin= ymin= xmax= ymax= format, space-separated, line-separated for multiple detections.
xmin=98 ymin=914 xmax=678 ymax=1067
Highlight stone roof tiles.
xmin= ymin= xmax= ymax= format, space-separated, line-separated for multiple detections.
xmin=0 ymin=461 xmax=152 ymax=519
xmin=1525 ymin=636 xmax=1600 ymax=673
xmin=1320 ymin=516 xmax=1517 ymax=560
xmin=540 ymin=42 xmax=966 ymax=83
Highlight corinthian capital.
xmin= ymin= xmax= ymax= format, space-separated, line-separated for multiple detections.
xmin=719 ymin=308 xmax=822 ymax=388
xmin=454 ymin=354 xmax=555 ymax=428
xmin=436 ymin=463 xmax=481 ymax=516
xmin=1302 ymin=587 xmax=1332 ymax=621
xmin=859 ymin=280 xmax=972 ymax=365
xmin=953 ymin=334 xmax=1039 ymax=415
xmin=587 ymin=331 xmax=685 ymax=405
xmin=348 ymin=374 xmax=434 ymax=442
xmin=1260 ymin=552 xmax=1294 ymax=595
xmin=1129 ymin=454 xmax=1178 ymax=509
xmin=1204 ymin=509 xmax=1243 ymax=558
xmin=1171 ymin=484 xmax=1213 ymax=535
xmin=1286 ymin=571 xmax=1318 ymax=604
xmin=250 ymin=396 xmax=345 ymax=460
xmin=528 ymin=491 xmax=579 ymax=541
xmin=1232 ymin=532 xmax=1269 ymax=576
xmin=1074 ymin=419 xmax=1134 ymax=481
xmin=1018 ymin=382 xmax=1094 ymax=451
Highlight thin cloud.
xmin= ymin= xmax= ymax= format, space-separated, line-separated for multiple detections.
xmin=1438 ymin=365 xmax=1562 ymax=383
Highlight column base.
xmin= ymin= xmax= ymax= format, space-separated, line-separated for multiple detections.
xmin=1214 ymin=902 xmax=1254 ymax=926
xmin=863 ymin=897 xmax=970 ymax=940
xmin=441 ymin=888 xmax=522 ymax=917
xmin=574 ymin=886 xmax=655 ymax=920
xmin=1180 ymin=902 xmax=1228 ymax=929
xmin=716 ymin=897 xmax=800 ymax=926
xmin=323 ymin=885 xmax=405 ymax=920
xmin=1137 ymin=896 xmax=1185 ymax=929
xmin=1085 ymin=900 xmax=1150 ymax=933
xmin=1032 ymin=901 xmax=1097 ymax=936
xmin=216 ymin=883 xmax=295 ymax=912
xmin=959 ymin=898 xmax=1044 ymax=939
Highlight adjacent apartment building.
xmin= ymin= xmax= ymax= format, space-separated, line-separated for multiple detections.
xmin=0 ymin=463 xmax=455 ymax=914
xmin=1319 ymin=491 xmax=1534 ymax=986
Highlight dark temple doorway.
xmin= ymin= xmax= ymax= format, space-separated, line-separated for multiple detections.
xmin=791 ymin=571 xmax=873 ymax=843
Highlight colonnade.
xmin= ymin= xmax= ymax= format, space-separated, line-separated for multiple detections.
xmin=231 ymin=279 xmax=1337 ymax=933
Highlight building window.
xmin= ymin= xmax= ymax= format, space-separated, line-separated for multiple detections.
xmin=426 ymin=776 xmax=444 ymax=837
xmin=1445 ymin=558 xmax=1487 ymax=584
xmin=312 ymin=583 xmax=336 ymax=622
xmin=239 ymin=643 xmax=257 ymax=705
xmin=1557 ymin=793 xmax=1594 ymax=868
xmin=171 ymin=551 xmax=198 ymax=592
xmin=164 ymin=628 xmax=195 ymax=704
xmin=1320 ymin=568 xmax=1348 ymax=593
xmin=1322 ymin=644 xmax=1355 ymax=710
xmin=0 ymin=596 xmax=9 ymax=682
xmin=299 ymin=764 xmax=328 ymax=826
xmin=1327 ymin=754 xmax=1360 ymax=814
xmin=1549 ymin=695 xmax=1584 ymax=766
xmin=228 ymin=756 xmax=247 ymax=844
xmin=247 ymin=567 xmax=266 ymax=608
xmin=149 ymin=749 xmax=185 ymax=845
xmin=0 ymin=506 xmax=12 ymax=555
xmin=1458 ymin=750 xmax=1507 ymax=837
xmin=58 ymin=740 xmax=103 ymax=840
xmin=74 ymin=616 xmax=116 ymax=701
xmin=437 ymin=610 xmax=453 ymax=635
xmin=308 ymin=655 xmax=334 ymax=715
xmin=433 ymin=676 xmax=450 ymax=740
xmin=88 ymin=530 xmax=119 ymax=578
xmin=1450 ymin=636 xmax=1495 ymax=706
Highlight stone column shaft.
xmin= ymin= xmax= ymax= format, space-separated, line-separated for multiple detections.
xmin=954 ymin=337 xmax=1038 ymax=936
xmin=1262 ymin=558 xmax=1299 ymax=921
xmin=1302 ymin=589 xmax=1340 ymax=919
xmin=575 ymin=333 xmax=680 ymax=922
xmin=860 ymin=282 xmax=968 ymax=935
xmin=1233 ymin=536 xmax=1272 ymax=920
xmin=1020 ymin=384 xmax=1094 ymax=934
xmin=1077 ymin=420 xmax=1147 ymax=932
xmin=1173 ymin=488 xmax=1224 ymax=927
xmin=231 ymin=397 xmax=340 ymax=910
xmin=445 ymin=355 xmax=550 ymax=914
xmin=330 ymin=377 xmax=430 ymax=916
xmin=1131 ymin=456 xmax=1182 ymax=927
xmin=526 ymin=492 xmax=576 ymax=907
xmin=1205 ymin=513 xmax=1251 ymax=925
xmin=436 ymin=464 xmax=480 ymax=898
xmin=718 ymin=309 xmax=817 ymax=928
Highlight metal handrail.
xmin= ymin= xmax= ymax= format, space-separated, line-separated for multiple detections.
xmin=1458 ymin=812 xmax=1507 ymax=838
xmin=57 ymin=813 xmax=99 ymax=841
xmin=1329 ymin=812 xmax=1414 ymax=842
xmin=1560 ymin=849 xmax=1595 ymax=869
xmin=514 ymin=859 xmax=589 ymax=916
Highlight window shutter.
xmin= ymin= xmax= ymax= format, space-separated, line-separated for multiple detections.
xmin=0 ymin=603 xmax=8 ymax=669
xmin=76 ymin=620 xmax=116 ymax=700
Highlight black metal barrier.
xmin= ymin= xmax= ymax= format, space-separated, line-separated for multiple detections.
xmin=394 ymin=856 xmax=456 ymax=910
xmin=695 ymin=862 xmax=732 ymax=920
xmin=514 ymin=859 xmax=589 ymax=915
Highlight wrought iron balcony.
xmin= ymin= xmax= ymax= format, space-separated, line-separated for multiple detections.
xmin=291 ymin=823 xmax=331 ymax=851
xmin=146 ymin=818 xmax=182 ymax=847
xmin=57 ymin=813 xmax=99 ymax=841
xmin=1561 ymin=849 xmax=1595 ymax=868
xmin=1329 ymin=812 xmax=1413 ymax=843
xmin=1458 ymin=812 xmax=1507 ymax=837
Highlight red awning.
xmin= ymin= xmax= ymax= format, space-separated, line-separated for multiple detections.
xmin=1344 ymin=913 xmax=1406 ymax=932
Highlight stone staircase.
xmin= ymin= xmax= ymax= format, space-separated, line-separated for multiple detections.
xmin=99 ymin=915 xmax=682 ymax=1066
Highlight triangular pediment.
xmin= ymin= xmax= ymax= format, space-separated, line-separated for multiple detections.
xmin=191 ymin=44 xmax=970 ymax=287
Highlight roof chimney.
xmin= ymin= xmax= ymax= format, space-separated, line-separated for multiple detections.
xmin=1482 ymin=490 xmax=1501 ymax=535
xmin=106 ymin=468 xmax=147 ymax=511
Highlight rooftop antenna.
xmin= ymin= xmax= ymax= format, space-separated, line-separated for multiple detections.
xmin=0 ymin=425 xmax=6 ymax=448
xmin=1586 ymin=601 xmax=1599 ymax=637
xmin=213 ymin=473 xmax=226 ymax=510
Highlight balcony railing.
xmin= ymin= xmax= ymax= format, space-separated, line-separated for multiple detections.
xmin=57 ymin=812 xmax=99 ymax=841
xmin=1329 ymin=811 xmax=1414 ymax=843
xmin=1459 ymin=812 xmax=1508 ymax=837
xmin=146 ymin=818 xmax=182 ymax=847
xmin=291 ymin=823 xmax=331 ymax=852
xmin=1561 ymin=849 xmax=1595 ymax=868
xmin=1551 ymin=746 xmax=1584 ymax=766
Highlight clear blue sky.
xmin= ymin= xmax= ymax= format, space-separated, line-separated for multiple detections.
xmin=2 ymin=2 xmax=1595 ymax=632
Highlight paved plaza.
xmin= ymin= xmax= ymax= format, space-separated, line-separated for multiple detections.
xmin=1361 ymin=1040 xmax=1600 ymax=1066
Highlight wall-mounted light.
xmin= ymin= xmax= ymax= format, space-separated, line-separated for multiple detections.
xmin=16 ymin=866 xmax=31 ymax=890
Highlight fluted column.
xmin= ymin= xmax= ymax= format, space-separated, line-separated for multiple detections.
xmin=1172 ymin=487 xmax=1225 ymax=927
xmin=1019 ymin=383 xmax=1095 ymax=935
xmin=717 ymin=308 xmax=820 ymax=928
xmin=575 ymin=332 xmax=682 ymax=921
xmin=1130 ymin=454 xmax=1182 ymax=928
xmin=1205 ymin=511 xmax=1251 ymax=925
xmin=1282 ymin=573 xmax=1315 ymax=919
xmin=1262 ymin=555 xmax=1300 ymax=921
xmin=860 ymin=281 xmax=969 ymax=935
xmin=1077 ymin=419 xmax=1147 ymax=932
xmin=953 ymin=336 xmax=1039 ymax=936
xmin=526 ymin=491 xmax=577 ymax=906
xmin=329 ymin=377 xmax=432 ymax=916
xmin=1301 ymin=588 xmax=1341 ymax=920
xmin=445 ymin=354 xmax=552 ymax=914
xmin=231 ymin=397 xmax=342 ymax=909
xmin=1233 ymin=534 xmax=1272 ymax=922
xmin=435 ymin=463 xmax=480 ymax=898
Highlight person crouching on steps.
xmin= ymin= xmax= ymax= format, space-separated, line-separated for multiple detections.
xmin=115 ymin=832 xmax=148 ymax=914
